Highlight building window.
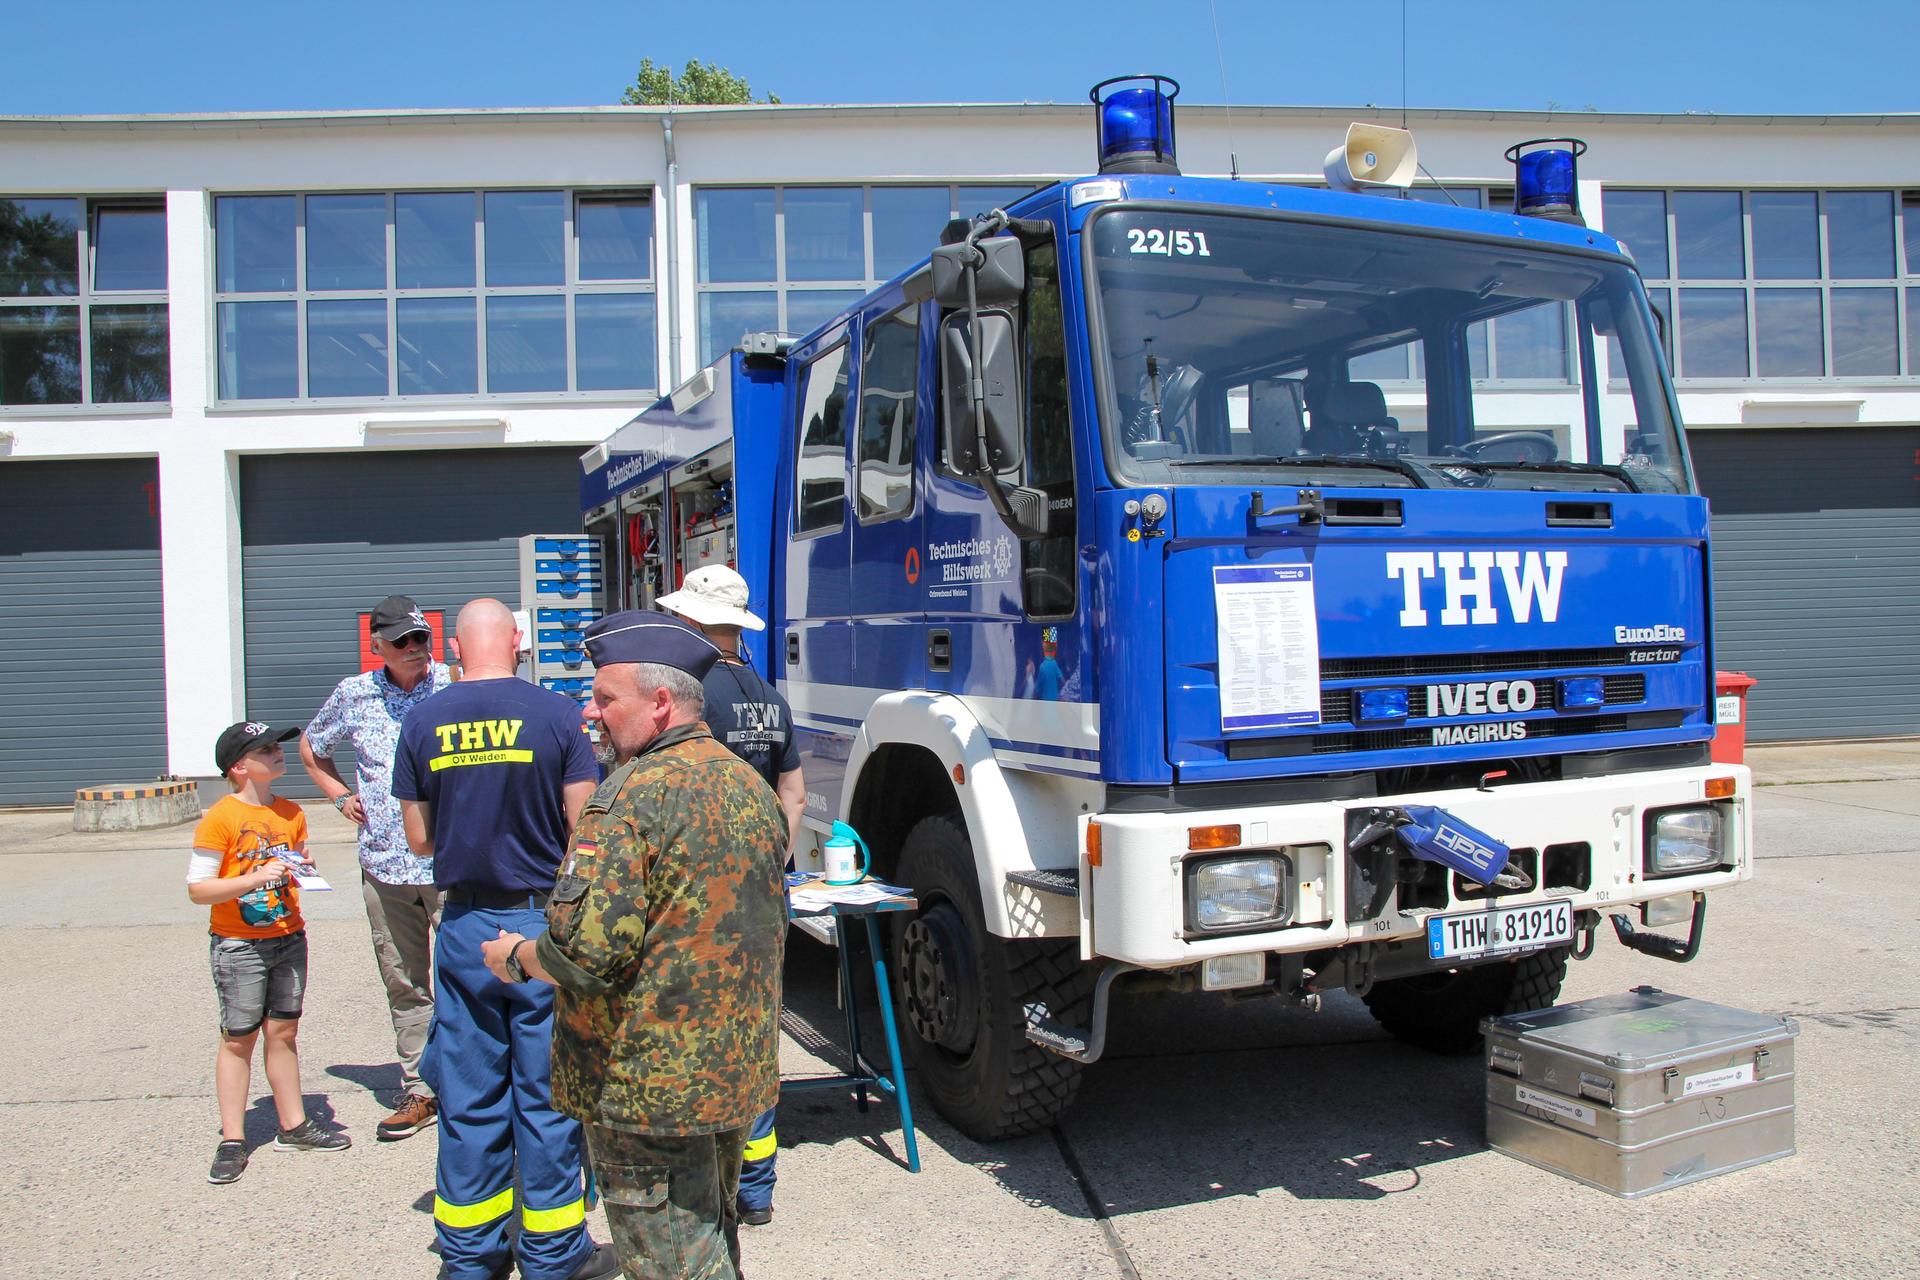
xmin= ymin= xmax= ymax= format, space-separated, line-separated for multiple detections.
xmin=0 ymin=197 xmax=169 ymax=407
xmin=694 ymin=183 xmax=1035 ymax=366
xmin=1603 ymin=187 xmax=1919 ymax=381
xmin=212 ymin=189 xmax=656 ymax=402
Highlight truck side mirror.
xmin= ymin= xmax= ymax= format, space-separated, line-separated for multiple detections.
xmin=931 ymin=237 xmax=1025 ymax=308
xmin=940 ymin=310 xmax=1024 ymax=475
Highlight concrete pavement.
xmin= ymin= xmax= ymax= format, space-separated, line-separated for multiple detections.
xmin=1 ymin=743 xmax=1915 ymax=1279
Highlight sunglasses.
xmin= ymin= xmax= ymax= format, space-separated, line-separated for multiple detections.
xmin=383 ymin=632 xmax=432 ymax=650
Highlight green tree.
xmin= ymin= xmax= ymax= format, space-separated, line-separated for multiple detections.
xmin=620 ymin=58 xmax=779 ymax=106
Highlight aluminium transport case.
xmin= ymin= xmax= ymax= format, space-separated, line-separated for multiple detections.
xmin=1481 ymin=987 xmax=1798 ymax=1198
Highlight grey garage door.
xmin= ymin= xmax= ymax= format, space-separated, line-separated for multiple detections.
xmin=0 ymin=458 xmax=167 ymax=804
xmin=1691 ymin=427 xmax=1920 ymax=741
xmin=239 ymin=447 xmax=586 ymax=797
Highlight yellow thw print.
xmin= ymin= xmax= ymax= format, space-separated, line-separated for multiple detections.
xmin=429 ymin=719 xmax=532 ymax=771
xmin=434 ymin=720 xmax=525 ymax=752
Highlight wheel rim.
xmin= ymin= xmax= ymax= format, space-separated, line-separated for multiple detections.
xmin=899 ymin=901 xmax=980 ymax=1054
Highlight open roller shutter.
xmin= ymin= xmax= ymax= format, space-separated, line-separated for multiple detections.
xmin=0 ymin=459 xmax=166 ymax=804
xmin=239 ymin=447 xmax=586 ymax=796
xmin=1691 ymin=427 xmax=1920 ymax=740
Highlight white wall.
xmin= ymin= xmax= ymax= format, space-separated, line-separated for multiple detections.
xmin=2 ymin=102 xmax=1918 ymax=777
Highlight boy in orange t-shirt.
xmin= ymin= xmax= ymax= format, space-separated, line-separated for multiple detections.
xmin=189 ymin=720 xmax=350 ymax=1184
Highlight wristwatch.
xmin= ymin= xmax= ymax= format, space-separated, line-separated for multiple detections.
xmin=505 ymin=938 xmax=531 ymax=983
xmin=333 ymin=792 xmax=354 ymax=812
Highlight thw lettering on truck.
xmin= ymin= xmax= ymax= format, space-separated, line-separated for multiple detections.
xmin=1386 ymin=550 xmax=1569 ymax=626
xmin=429 ymin=719 xmax=529 ymax=770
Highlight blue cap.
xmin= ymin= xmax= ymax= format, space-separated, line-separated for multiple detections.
xmin=582 ymin=609 xmax=721 ymax=679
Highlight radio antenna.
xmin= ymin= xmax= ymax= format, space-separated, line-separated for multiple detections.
xmin=1209 ymin=0 xmax=1241 ymax=179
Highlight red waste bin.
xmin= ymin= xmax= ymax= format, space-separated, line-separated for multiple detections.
xmin=1712 ymin=671 xmax=1757 ymax=764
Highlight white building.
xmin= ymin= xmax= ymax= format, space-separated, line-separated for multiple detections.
xmin=2 ymin=101 xmax=1916 ymax=803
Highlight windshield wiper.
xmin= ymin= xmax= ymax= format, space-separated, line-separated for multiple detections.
xmin=1167 ymin=453 xmax=1429 ymax=488
xmin=1473 ymin=459 xmax=1642 ymax=493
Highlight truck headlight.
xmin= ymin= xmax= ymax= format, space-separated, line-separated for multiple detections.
xmin=1644 ymin=805 xmax=1727 ymax=877
xmin=1187 ymin=854 xmax=1293 ymax=933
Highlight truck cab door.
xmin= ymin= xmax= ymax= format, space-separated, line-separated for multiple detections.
xmin=923 ymin=237 xmax=1088 ymax=750
xmin=783 ymin=327 xmax=856 ymax=827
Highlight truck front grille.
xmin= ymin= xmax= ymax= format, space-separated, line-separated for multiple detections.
xmin=1321 ymin=646 xmax=1681 ymax=681
xmin=1223 ymin=710 xmax=1687 ymax=761
xmin=1317 ymin=673 xmax=1646 ymax=725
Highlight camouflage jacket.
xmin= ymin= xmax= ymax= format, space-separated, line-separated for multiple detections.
xmin=536 ymin=721 xmax=787 ymax=1136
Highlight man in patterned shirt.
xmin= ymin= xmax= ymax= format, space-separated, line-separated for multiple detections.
xmin=301 ymin=594 xmax=451 ymax=1141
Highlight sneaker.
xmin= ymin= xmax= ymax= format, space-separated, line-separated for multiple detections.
xmin=207 ymin=1139 xmax=248 ymax=1184
xmin=274 ymin=1119 xmax=351 ymax=1152
xmin=377 ymin=1092 xmax=439 ymax=1141
xmin=566 ymin=1243 xmax=620 ymax=1280
xmin=739 ymin=1204 xmax=773 ymax=1227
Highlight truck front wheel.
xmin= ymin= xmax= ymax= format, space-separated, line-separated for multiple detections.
xmin=1360 ymin=945 xmax=1571 ymax=1055
xmin=891 ymin=813 xmax=1093 ymax=1141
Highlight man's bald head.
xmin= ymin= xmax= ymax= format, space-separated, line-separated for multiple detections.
xmin=454 ymin=598 xmax=519 ymax=672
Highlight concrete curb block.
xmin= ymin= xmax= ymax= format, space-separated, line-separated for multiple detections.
xmin=72 ymin=780 xmax=200 ymax=832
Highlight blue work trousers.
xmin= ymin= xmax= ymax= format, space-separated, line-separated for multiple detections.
xmin=736 ymin=1105 xmax=778 ymax=1210
xmin=423 ymin=902 xmax=591 ymax=1280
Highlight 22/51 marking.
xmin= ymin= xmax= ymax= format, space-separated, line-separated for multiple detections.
xmin=1126 ymin=227 xmax=1211 ymax=257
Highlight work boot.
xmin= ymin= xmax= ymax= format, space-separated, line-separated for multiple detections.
xmin=274 ymin=1118 xmax=352 ymax=1152
xmin=377 ymin=1091 xmax=439 ymax=1141
xmin=207 ymin=1138 xmax=248 ymax=1184
xmin=565 ymin=1242 xmax=620 ymax=1280
xmin=739 ymin=1203 xmax=773 ymax=1227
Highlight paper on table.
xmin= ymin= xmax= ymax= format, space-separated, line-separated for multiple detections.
xmin=789 ymin=881 xmax=909 ymax=910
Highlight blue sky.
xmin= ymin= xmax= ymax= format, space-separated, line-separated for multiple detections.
xmin=6 ymin=0 xmax=1916 ymax=117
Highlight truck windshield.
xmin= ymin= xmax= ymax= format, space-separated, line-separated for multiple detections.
xmin=1090 ymin=208 xmax=1689 ymax=494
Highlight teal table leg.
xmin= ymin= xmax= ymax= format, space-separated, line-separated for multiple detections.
xmin=863 ymin=914 xmax=920 ymax=1174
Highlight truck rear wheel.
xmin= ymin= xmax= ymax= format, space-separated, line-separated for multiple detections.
xmin=1360 ymin=945 xmax=1571 ymax=1055
xmin=891 ymin=813 xmax=1093 ymax=1141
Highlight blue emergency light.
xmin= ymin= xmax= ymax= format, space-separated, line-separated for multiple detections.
xmin=1557 ymin=676 xmax=1606 ymax=709
xmin=1090 ymin=74 xmax=1180 ymax=176
xmin=1505 ymin=138 xmax=1587 ymax=223
xmin=1353 ymin=687 xmax=1410 ymax=722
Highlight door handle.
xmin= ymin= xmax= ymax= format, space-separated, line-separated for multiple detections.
xmin=785 ymin=632 xmax=800 ymax=666
xmin=928 ymin=629 xmax=952 ymax=672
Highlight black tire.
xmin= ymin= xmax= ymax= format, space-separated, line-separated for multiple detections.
xmin=1361 ymin=946 xmax=1571 ymax=1055
xmin=891 ymin=813 xmax=1093 ymax=1141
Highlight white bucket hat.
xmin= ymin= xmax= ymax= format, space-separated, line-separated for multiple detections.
xmin=656 ymin=564 xmax=765 ymax=631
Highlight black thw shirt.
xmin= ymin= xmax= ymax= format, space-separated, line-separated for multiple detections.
xmin=391 ymin=678 xmax=598 ymax=892
xmin=700 ymin=657 xmax=798 ymax=788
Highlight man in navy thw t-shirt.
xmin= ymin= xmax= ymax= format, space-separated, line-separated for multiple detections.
xmin=392 ymin=598 xmax=616 ymax=1280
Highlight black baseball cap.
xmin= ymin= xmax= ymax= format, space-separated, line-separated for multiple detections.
xmin=369 ymin=595 xmax=432 ymax=643
xmin=214 ymin=721 xmax=301 ymax=774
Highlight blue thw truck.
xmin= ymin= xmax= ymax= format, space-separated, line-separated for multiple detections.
xmin=575 ymin=79 xmax=1751 ymax=1141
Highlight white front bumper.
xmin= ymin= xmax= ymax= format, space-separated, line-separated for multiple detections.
xmin=1077 ymin=763 xmax=1751 ymax=967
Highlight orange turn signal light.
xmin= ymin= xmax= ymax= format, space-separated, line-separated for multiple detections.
xmin=1187 ymin=823 xmax=1242 ymax=851
xmin=952 ymin=763 xmax=966 ymax=785
xmin=1085 ymin=822 xmax=1102 ymax=867
xmin=1705 ymin=776 xmax=1736 ymax=799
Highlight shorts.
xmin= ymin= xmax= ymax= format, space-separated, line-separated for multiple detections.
xmin=209 ymin=930 xmax=308 ymax=1035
